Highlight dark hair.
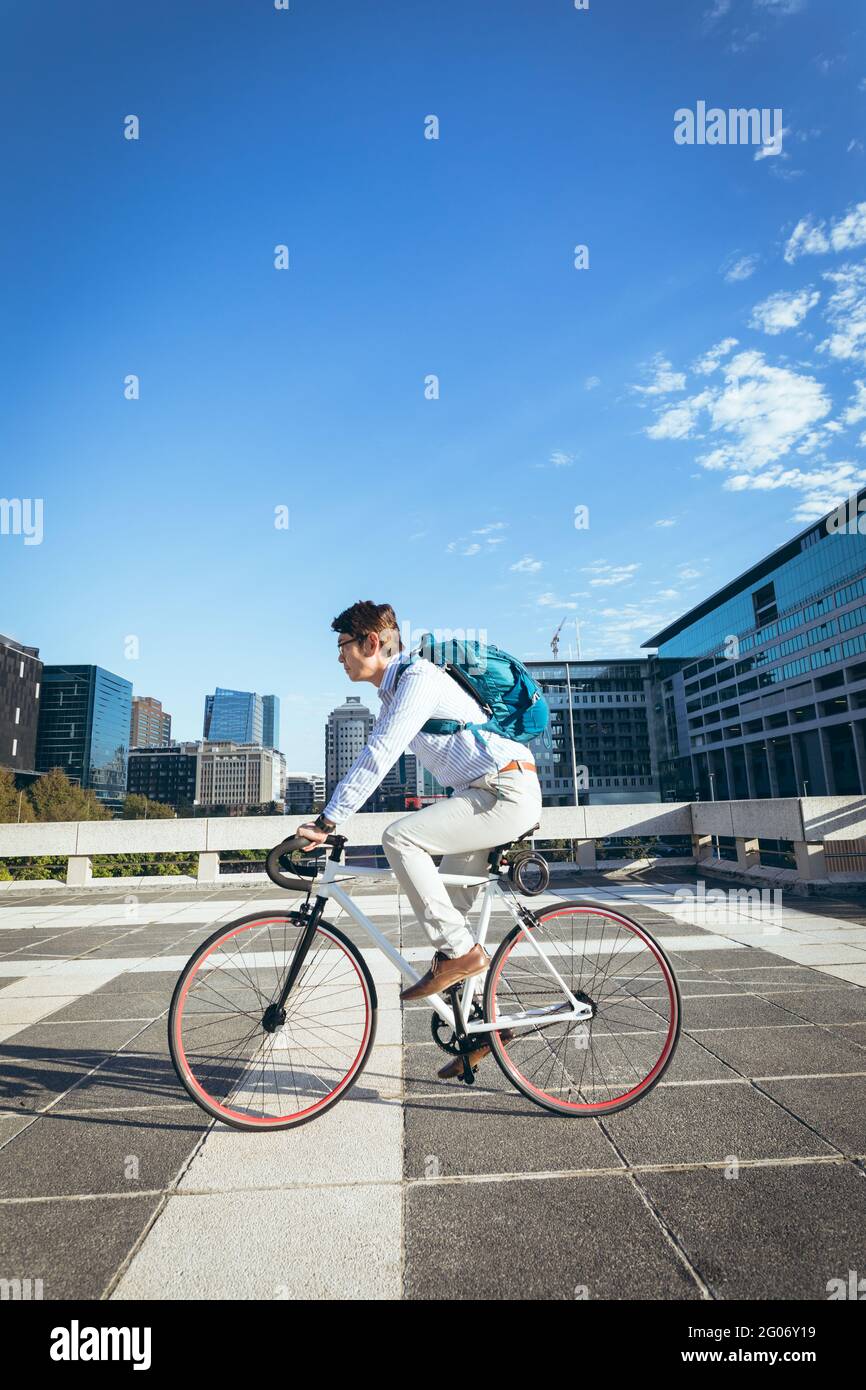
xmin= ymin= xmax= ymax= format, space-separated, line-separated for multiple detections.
xmin=331 ymin=600 xmax=403 ymax=653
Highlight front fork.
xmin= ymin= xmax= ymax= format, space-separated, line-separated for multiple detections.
xmin=262 ymin=896 xmax=328 ymax=1032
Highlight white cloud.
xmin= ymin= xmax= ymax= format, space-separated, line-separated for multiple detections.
xmin=462 ymin=543 xmax=481 ymax=556
xmin=693 ymin=337 xmax=739 ymax=374
xmin=654 ymin=518 xmax=676 ymax=527
xmin=684 ymin=351 xmax=830 ymax=473
xmin=584 ymin=376 xmax=601 ymax=391
xmin=722 ymin=253 xmax=760 ymax=283
xmin=549 ymin=451 xmax=575 ymax=467
xmin=848 ymin=139 xmax=865 ymax=155
xmin=754 ymin=0 xmax=806 ymax=13
xmin=510 ymin=555 xmax=543 ymax=573
xmin=656 ymin=588 xmax=680 ymax=599
xmin=632 ymin=352 xmax=686 ymax=397
xmin=591 ymin=601 xmax=682 ymax=655
xmin=678 ymin=566 xmax=702 ymax=580
xmin=472 ymin=522 xmax=508 ymax=535
xmin=749 ymin=287 xmax=820 ymax=334
xmin=646 ymin=392 xmax=712 ymax=441
xmin=842 ymin=380 xmax=866 ymax=426
xmin=536 ymin=592 xmax=577 ymax=610
xmin=818 ymin=262 xmax=866 ymax=363
xmin=642 ymin=347 xmax=849 ymax=522
xmin=581 ymin=562 xmax=641 ymax=588
xmin=725 ymin=461 xmax=866 ymax=520
xmin=784 ymin=200 xmax=866 ymax=262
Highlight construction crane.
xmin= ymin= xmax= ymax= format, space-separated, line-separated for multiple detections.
xmin=550 ymin=617 xmax=567 ymax=658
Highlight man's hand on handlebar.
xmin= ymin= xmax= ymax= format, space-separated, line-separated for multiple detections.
xmin=296 ymin=823 xmax=330 ymax=852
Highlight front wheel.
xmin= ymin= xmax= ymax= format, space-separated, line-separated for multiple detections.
xmin=484 ymin=903 xmax=681 ymax=1116
xmin=168 ymin=910 xmax=378 ymax=1131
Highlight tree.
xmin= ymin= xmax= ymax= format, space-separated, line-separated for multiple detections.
xmin=0 ymin=767 xmax=35 ymax=823
xmin=27 ymin=767 xmax=110 ymax=822
xmin=121 ymin=794 xmax=175 ymax=820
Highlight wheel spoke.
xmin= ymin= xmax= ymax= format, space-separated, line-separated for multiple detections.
xmin=170 ymin=914 xmax=374 ymax=1129
xmin=488 ymin=906 xmax=679 ymax=1114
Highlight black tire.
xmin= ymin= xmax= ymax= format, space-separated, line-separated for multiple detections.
xmin=483 ymin=902 xmax=681 ymax=1117
xmin=168 ymin=909 xmax=378 ymax=1131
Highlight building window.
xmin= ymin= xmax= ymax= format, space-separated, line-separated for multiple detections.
xmin=11 ymin=738 xmax=17 ymax=756
xmin=14 ymin=708 xmax=20 ymax=724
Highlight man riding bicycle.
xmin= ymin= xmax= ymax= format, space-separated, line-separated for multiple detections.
xmin=297 ymin=600 xmax=542 ymax=1073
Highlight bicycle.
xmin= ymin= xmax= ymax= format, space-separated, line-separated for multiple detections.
xmin=168 ymin=832 xmax=682 ymax=1131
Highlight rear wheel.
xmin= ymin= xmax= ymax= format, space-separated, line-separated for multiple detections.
xmin=168 ymin=910 xmax=377 ymax=1131
xmin=484 ymin=903 xmax=681 ymax=1116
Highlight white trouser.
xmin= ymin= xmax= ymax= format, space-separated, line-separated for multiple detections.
xmin=381 ymin=765 xmax=543 ymax=958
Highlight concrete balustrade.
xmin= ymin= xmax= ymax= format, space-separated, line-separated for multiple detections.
xmin=0 ymin=798 xmax=863 ymax=886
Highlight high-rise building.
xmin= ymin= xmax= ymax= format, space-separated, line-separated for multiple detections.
xmin=203 ymin=688 xmax=263 ymax=744
xmin=262 ymin=695 xmax=280 ymax=750
xmin=197 ymin=741 xmax=280 ymax=810
xmin=130 ymin=696 xmax=172 ymax=749
xmin=527 ymin=660 xmax=660 ymax=805
xmin=127 ymin=742 xmax=199 ymax=807
xmin=36 ymin=665 xmax=132 ymax=808
xmin=325 ymin=696 xmax=373 ymax=795
xmin=0 ymin=633 xmax=43 ymax=778
xmin=643 ymin=490 xmax=866 ymax=800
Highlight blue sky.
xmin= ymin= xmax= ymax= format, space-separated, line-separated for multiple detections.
xmin=2 ymin=0 xmax=865 ymax=772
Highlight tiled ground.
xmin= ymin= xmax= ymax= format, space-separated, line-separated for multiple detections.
xmin=0 ymin=870 xmax=864 ymax=1300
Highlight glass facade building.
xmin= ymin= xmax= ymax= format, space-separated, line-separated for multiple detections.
xmin=204 ymin=688 xmax=263 ymax=745
xmin=36 ymin=665 xmax=132 ymax=808
xmin=262 ymin=695 xmax=280 ymax=750
xmin=644 ymin=492 xmax=866 ymax=800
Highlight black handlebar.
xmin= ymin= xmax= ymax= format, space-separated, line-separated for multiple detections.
xmin=265 ymin=833 xmax=344 ymax=892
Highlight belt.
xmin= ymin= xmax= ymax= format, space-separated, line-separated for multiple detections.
xmin=498 ymin=760 xmax=537 ymax=775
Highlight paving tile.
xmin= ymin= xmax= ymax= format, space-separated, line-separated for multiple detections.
xmin=0 ymin=1021 xmax=157 ymax=1111
xmin=602 ymin=1081 xmax=838 ymax=1166
xmin=639 ymin=1163 xmax=866 ymax=1300
xmin=0 ymin=1106 xmax=209 ymax=1198
xmin=694 ymin=1023 xmax=866 ymax=1078
xmin=404 ymin=1176 xmax=703 ymax=1300
xmin=0 ymin=1195 xmax=162 ymax=1300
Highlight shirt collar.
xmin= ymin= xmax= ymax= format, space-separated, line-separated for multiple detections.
xmin=378 ymin=650 xmax=406 ymax=700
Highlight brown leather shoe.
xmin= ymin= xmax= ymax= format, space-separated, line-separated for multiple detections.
xmin=400 ymin=944 xmax=490 ymax=1002
xmin=437 ymin=1030 xmax=514 ymax=1079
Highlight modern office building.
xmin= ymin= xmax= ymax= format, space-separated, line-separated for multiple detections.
xmin=262 ymin=695 xmax=280 ymax=751
xmin=197 ymin=741 xmax=281 ymax=810
xmin=36 ymin=665 xmax=132 ymax=808
xmin=127 ymin=742 xmax=199 ymax=808
xmin=271 ymin=749 xmax=286 ymax=803
xmin=526 ymin=660 xmax=661 ymax=805
xmin=644 ymin=490 xmax=866 ymax=800
xmin=325 ymin=696 xmax=374 ymax=798
xmin=203 ymin=688 xmax=280 ymax=749
xmin=284 ymin=772 xmax=326 ymax=815
xmin=130 ymin=696 xmax=172 ymax=749
xmin=204 ymin=689 xmax=263 ymax=744
xmin=323 ymin=695 xmax=414 ymax=812
xmin=0 ymin=633 xmax=43 ymax=780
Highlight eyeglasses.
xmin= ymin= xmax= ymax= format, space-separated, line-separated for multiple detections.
xmin=337 ymin=636 xmax=364 ymax=654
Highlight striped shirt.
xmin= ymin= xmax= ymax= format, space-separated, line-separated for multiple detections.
xmin=323 ymin=652 xmax=532 ymax=826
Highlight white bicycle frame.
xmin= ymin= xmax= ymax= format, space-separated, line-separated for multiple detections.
xmin=313 ymin=855 xmax=593 ymax=1036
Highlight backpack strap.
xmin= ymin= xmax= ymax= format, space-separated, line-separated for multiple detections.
xmin=392 ymin=652 xmax=493 ymax=743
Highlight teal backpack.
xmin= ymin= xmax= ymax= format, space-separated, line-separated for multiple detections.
xmin=394 ymin=633 xmax=551 ymax=751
